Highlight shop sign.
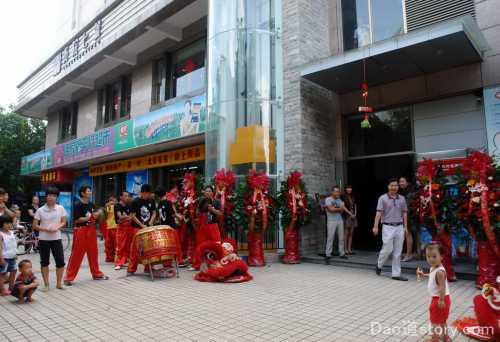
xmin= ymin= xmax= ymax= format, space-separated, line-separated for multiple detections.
xmin=436 ymin=158 xmax=465 ymax=176
xmin=89 ymin=145 xmax=205 ymax=177
xmin=21 ymin=150 xmax=53 ymax=175
xmin=41 ymin=169 xmax=74 ymax=184
xmin=53 ymin=128 xmax=114 ymax=167
xmin=113 ymin=94 xmax=206 ymax=152
xmin=484 ymin=86 xmax=500 ymax=158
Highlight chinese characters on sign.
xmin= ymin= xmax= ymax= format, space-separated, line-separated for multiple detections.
xmin=41 ymin=169 xmax=74 ymax=184
xmin=55 ymin=19 xmax=103 ymax=75
xmin=54 ymin=128 xmax=113 ymax=167
xmin=89 ymin=145 xmax=205 ymax=177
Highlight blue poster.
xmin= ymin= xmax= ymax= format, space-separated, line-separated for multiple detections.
xmin=126 ymin=170 xmax=148 ymax=198
xmin=57 ymin=192 xmax=72 ymax=226
xmin=73 ymin=171 xmax=93 ymax=202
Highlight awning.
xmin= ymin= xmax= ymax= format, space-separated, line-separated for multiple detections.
xmin=301 ymin=16 xmax=488 ymax=94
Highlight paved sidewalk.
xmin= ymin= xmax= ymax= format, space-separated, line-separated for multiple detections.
xmin=0 ymin=247 xmax=479 ymax=342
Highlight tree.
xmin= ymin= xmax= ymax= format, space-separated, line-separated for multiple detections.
xmin=0 ymin=106 xmax=46 ymax=199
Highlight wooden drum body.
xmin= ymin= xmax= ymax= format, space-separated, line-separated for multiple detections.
xmin=134 ymin=225 xmax=180 ymax=265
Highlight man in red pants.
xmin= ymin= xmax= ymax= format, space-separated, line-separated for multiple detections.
xmin=114 ymin=191 xmax=133 ymax=270
xmin=104 ymin=196 xmax=118 ymax=262
xmin=64 ymin=186 xmax=109 ymax=286
xmin=127 ymin=184 xmax=157 ymax=275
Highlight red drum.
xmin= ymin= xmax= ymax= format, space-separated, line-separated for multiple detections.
xmin=134 ymin=225 xmax=181 ymax=266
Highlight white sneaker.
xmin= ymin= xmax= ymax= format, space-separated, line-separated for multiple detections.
xmin=114 ymin=265 xmax=121 ymax=270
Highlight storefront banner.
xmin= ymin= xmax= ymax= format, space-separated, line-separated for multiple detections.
xmin=21 ymin=149 xmax=53 ymax=175
xmin=21 ymin=93 xmax=207 ymax=175
xmin=484 ymin=86 xmax=500 ymax=158
xmin=89 ymin=145 xmax=205 ymax=177
xmin=113 ymin=94 xmax=206 ymax=153
xmin=41 ymin=169 xmax=74 ymax=185
xmin=54 ymin=128 xmax=114 ymax=167
xmin=126 ymin=170 xmax=148 ymax=198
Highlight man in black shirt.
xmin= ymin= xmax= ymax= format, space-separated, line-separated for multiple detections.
xmin=127 ymin=184 xmax=156 ymax=275
xmin=114 ymin=191 xmax=133 ymax=270
xmin=130 ymin=184 xmax=156 ymax=229
xmin=64 ymin=186 xmax=108 ymax=285
xmin=155 ymin=187 xmax=176 ymax=228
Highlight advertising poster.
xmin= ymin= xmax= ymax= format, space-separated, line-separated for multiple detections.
xmin=126 ymin=170 xmax=148 ymax=198
xmin=21 ymin=149 xmax=53 ymax=175
xmin=73 ymin=171 xmax=93 ymax=202
xmin=57 ymin=192 xmax=72 ymax=226
xmin=484 ymin=86 xmax=500 ymax=158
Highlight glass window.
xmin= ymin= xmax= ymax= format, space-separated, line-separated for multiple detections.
xmin=173 ymin=39 xmax=206 ymax=98
xmin=59 ymin=103 xmax=78 ymax=141
xmin=371 ymin=0 xmax=404 ymax=42
xmin=342 ymin=0 xmax=370 ymax=50
xmin=347 ymin=107 xmax=413 ymax=157
xmin=98 ymin=76 xmax=132 ymax=126
xmin=152 ymin=39 xmax=206 ymax=105
xmin=341 ymin=0 xmax=404 ymax=51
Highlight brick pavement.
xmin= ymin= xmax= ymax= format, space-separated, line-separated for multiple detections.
xmin=0 ymin=246 xmax=480 ymax=342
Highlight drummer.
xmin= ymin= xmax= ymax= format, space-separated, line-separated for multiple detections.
xmin=114 ymin=191 xmax=133 ymax=270
xmin=64 ymin=186 xmax=109 ymax=285
xmin=127 ymin=184 xmax=156 ymax=275
xmin=156 ymin=187 xmax=176 ymax=228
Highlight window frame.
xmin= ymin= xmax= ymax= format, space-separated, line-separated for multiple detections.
xmin=151 ymin=38 xmax=206 ymax=107
xmin=340 ymin=0 xmax=406 ymax=51
xmin=58 ymin=102 xmax=78 ymax=143
xmin=97 ymin=75 xmax=132 ymax=129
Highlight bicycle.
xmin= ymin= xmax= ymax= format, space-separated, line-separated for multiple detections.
xmin=14 ymin=223 xmax=38 ymax=255
xmin=15 ymin=223 xmax=72 ymax=255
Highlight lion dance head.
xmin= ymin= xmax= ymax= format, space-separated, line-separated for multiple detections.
xmin=194 ymin=240 xmax=253 ymax=283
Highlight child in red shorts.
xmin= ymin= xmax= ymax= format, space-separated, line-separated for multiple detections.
xmin=417 ymin=243 xmax=451 ymax=342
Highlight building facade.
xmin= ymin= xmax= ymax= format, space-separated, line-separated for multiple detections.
xmin=18 ymin=0 xmax=500 ymax=255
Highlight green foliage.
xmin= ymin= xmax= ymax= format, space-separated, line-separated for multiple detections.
xmin=0 ymin=107 xmax=46 ymax=194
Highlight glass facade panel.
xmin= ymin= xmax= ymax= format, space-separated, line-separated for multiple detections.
xmin=347 ymin=107 xmax=412 ymax=157
xmin=342 ymin=0 xmax=370 ymax=50
xmin=341 ymin=0 xmax=405 ymax=51
xmin=206 ymin=0 xmax=283 ymax=179
xmin=371 ymin=0 xmax=404 ymax=42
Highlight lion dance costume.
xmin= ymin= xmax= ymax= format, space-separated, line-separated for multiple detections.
xmin=281 ymin=171 xmax=309 ymax=264
xmin=454 ymin=277 xmax=500 ymax=341
xmin=195 ymin=240 xmax=252 ymax=283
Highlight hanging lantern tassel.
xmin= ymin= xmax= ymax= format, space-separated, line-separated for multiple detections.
xmin=360 ymin=113 xmax=371 ymax=129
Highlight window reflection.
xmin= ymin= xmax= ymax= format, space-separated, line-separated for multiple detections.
xmin=371 ymin=0 xmax=404 ymax=42
xmin=342 ymin=0 xmax=404 ymax=51
xmin=347 ymin=107 xmax=413 ymax=157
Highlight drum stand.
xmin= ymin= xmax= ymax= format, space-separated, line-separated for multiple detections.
xmin=146 ymin=258 xmax=181 ymax=281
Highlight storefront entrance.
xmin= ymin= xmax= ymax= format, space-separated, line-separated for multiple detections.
xmin=347 ymin=154 xmax=414 ymax=250
xmin=345 ymin=107 xmax=414 ymax=251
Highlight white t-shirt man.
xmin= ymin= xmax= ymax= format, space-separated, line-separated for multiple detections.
xmin=34 ymin=204 xmax=67 ymax=241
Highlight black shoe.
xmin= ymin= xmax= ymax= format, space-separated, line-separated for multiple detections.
xmin=63 ymin=280 xmax=73 ymax=286
xmin=324 ymin=257 xmax=331 ymax=265
xmin=339 ymin=255 xmax=348 ymax=259
xmin=392 ymin=276 xmax=408 ymax=281
xmin=375 ymin=266 xmax=382 ymax=276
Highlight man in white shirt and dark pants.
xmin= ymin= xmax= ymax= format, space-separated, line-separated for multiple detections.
xmin=372 ymin=178 xmax=408 ymax=281
xmin=33 ymin=187 xmax=67 ymax=291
